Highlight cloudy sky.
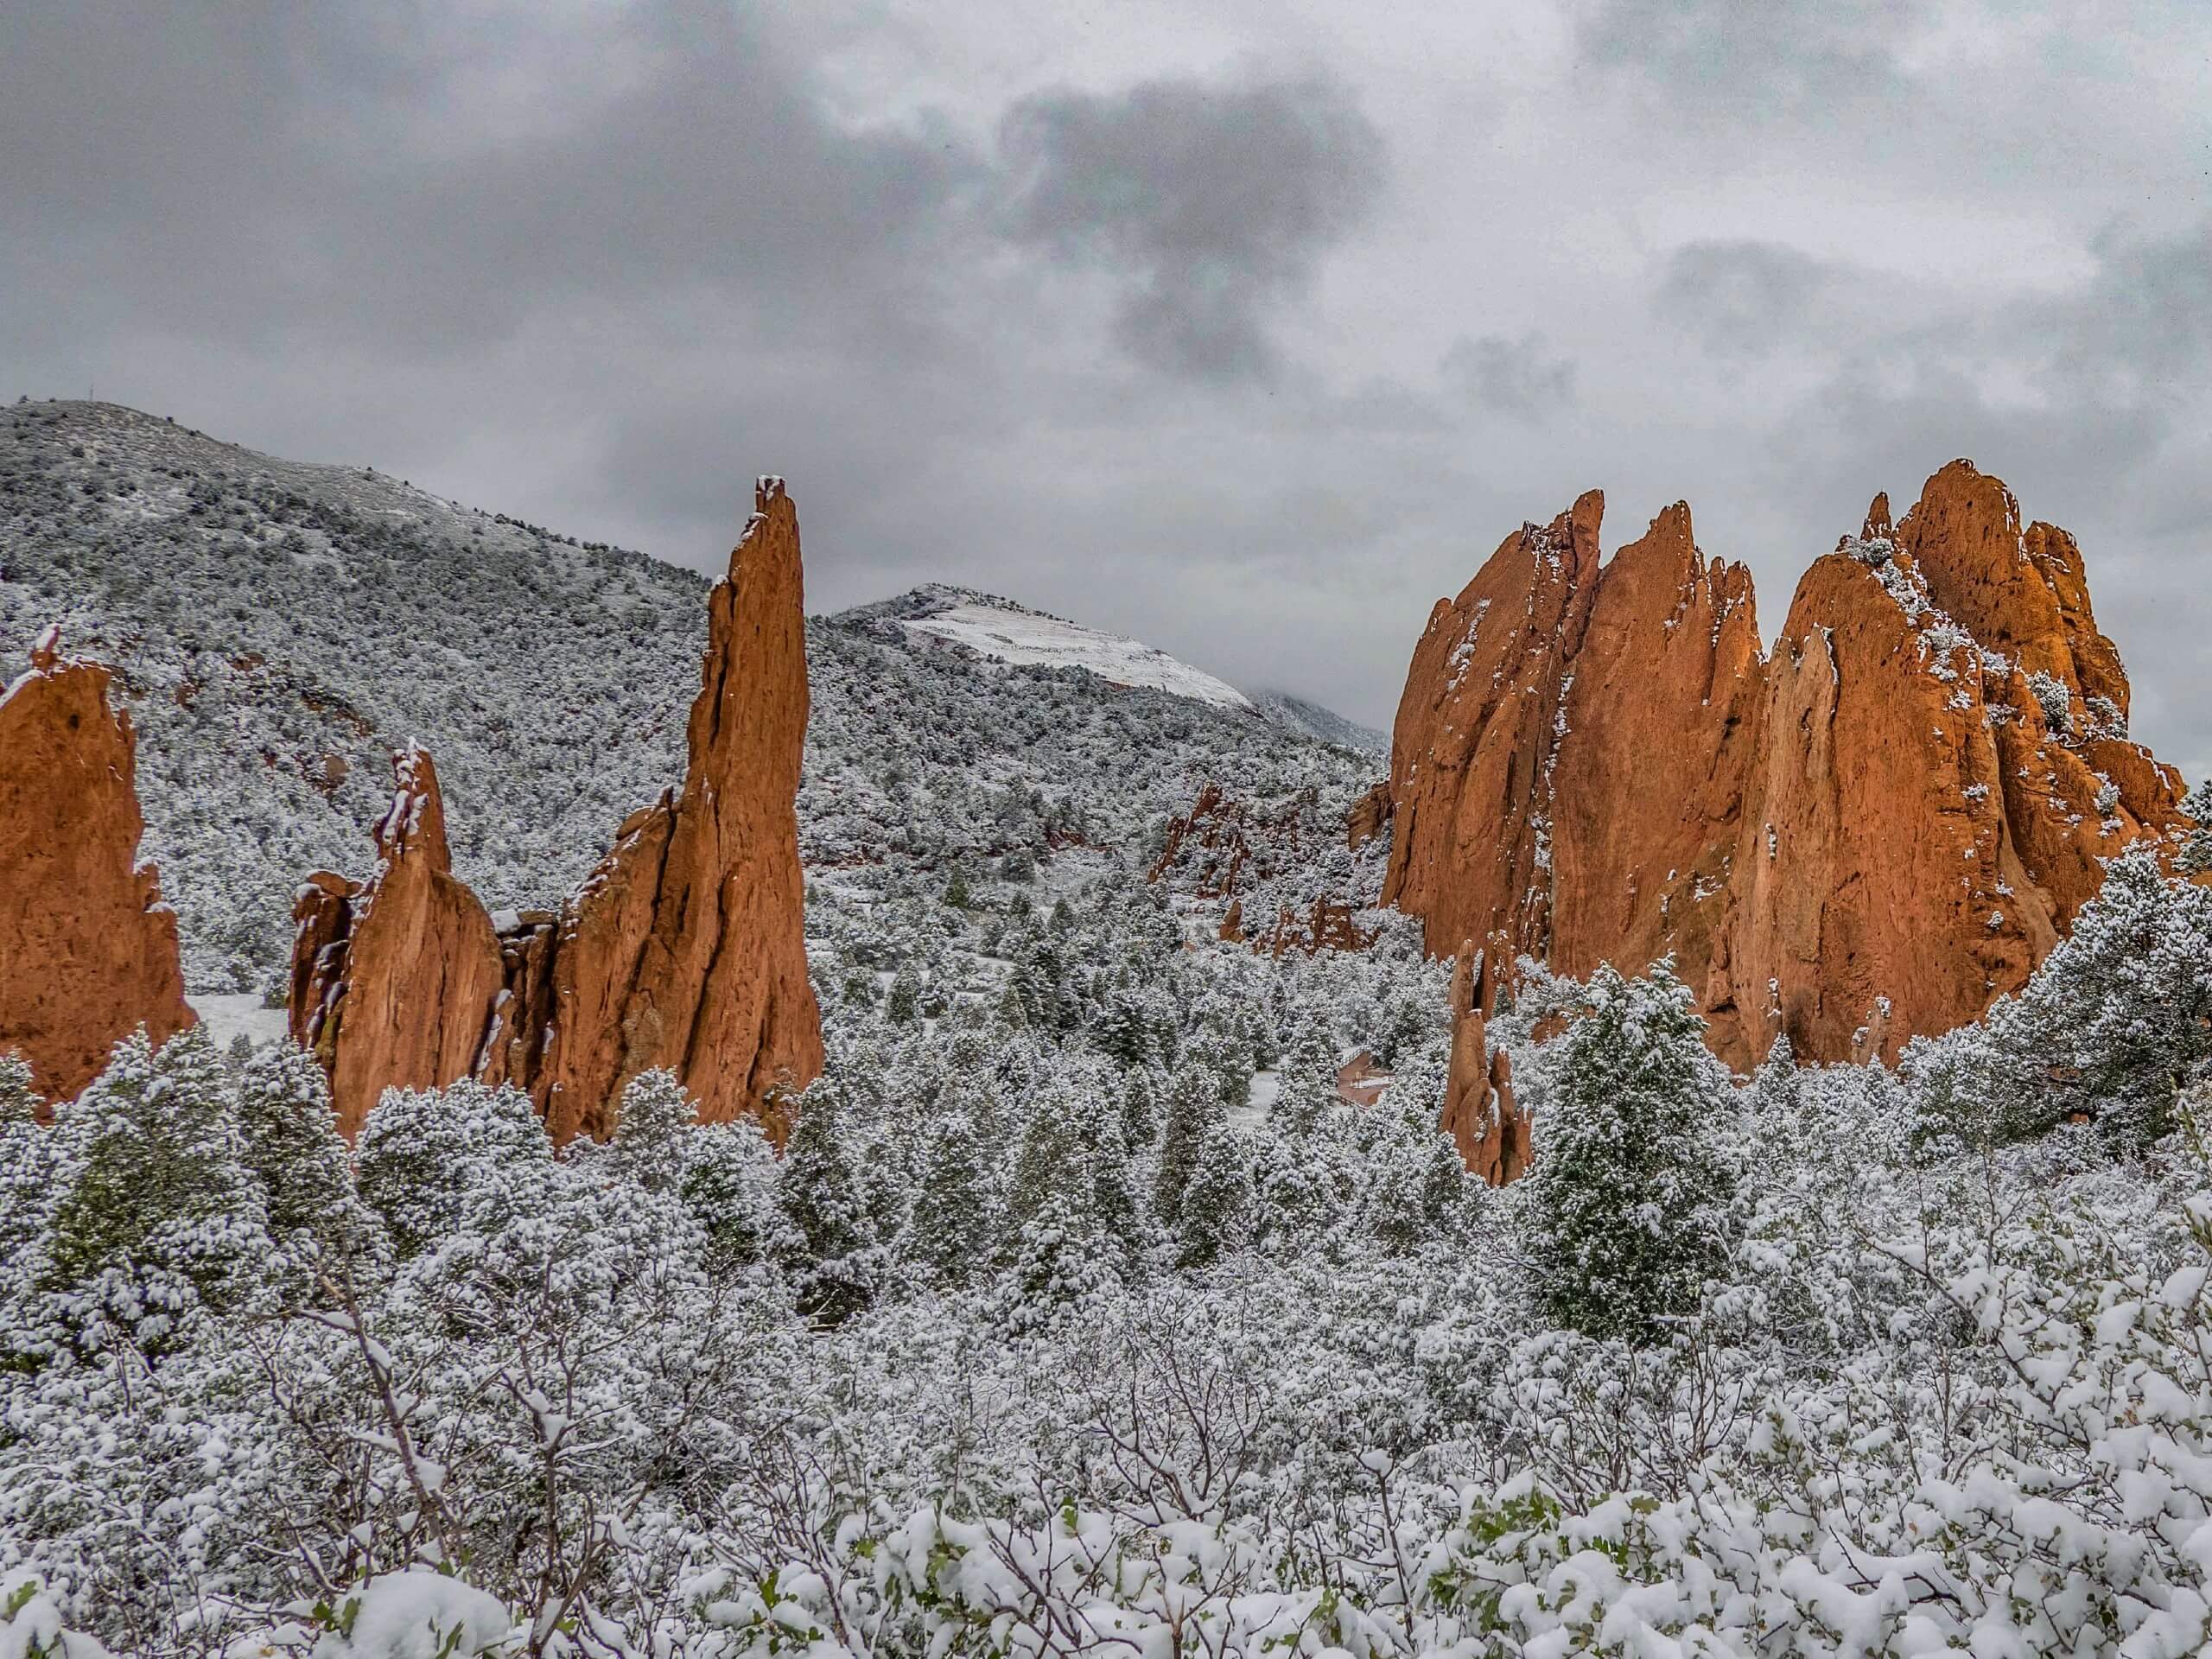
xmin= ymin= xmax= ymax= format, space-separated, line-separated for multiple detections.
xmin=4 ymin=1 xmax=2208 ymax=779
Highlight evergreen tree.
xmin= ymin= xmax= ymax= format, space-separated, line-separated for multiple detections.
xmin=680 ymin=1117 xmax=788 ymax=1270
xmin=779 ymin=1080 xmax=879 ymax=1322
xmin=0 ymin=1049 xmax=37 ymax=1126
xmin=1121 ymin=1065 xmax=1161 ymax=1147
xmin=886 ymin=963 xmax=925 ymax=1026
xmin=906 ymin=1108 xmax=996 ymax=1285
xmin=2180 ymin=780 xmax=2212 ymax=876
xmin=44 ymin=1027 xmax=270 ymax=1313
xmin=355 ymin=1077 xmax=553 ymax=1260
xmin=1527 ymin=963 xmax=1739 ymax=1342
xmin=1270 ymin=1015 xmax=1340 ymax=1139
xmin=1175 ymin=1123 xmax=1255 ymax=1267
xmin=236 ymin=1041 xmax=381 ymax=1274
xmin=1154 ymin=1065 xmax=1227 ymax=1227
xmin=999 ymin=1196 xmax=1119 ymax=1337
xmin=608 ymin=1067 xmax=696 ymax=1193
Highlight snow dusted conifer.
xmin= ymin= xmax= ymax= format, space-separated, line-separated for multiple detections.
xmin=1152 ymin=1064 xmax=1226 ymax=1228
xmin=779 ymin=1077 xmax=879 ymax=1321
xmin=1121 ymin=1065 xmax=1161 ymax=1147
xmin=885 ymin=963 xmax=924 ymax=1026
xmin=1271 ymin=1014 xmax=1339 ymax=1139
xmin=355 ymin=1077 xmax=551 ymax=1260
xmin=236 ymin=1041 xmax=381 ymax=1274
xmin=999 ymin=1195 xmax=1118 ymax=1337
xmin=1174 ymin=1122 xmax=1255 ymax=1267
xmin=43 ymin=1027 xmax=269 ymax=1314
xmin=608 ymin=1067 xmax=696 ymax=1193
xmin=0 ymin=1049 xmax=37 ymax=1126
xmin=906 ymin=1109 xmax=996 ymax=1285
xmin=2177 ymin=780 xmax=2211 ymax=876
xmin=1526 ymin=962 xmax=1738 ymax=1342
xmin=680 ymin=1117 xmax=788 ymax=1269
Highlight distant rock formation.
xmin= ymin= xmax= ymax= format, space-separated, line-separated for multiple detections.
xmin=0 ymin=628 xmax=194 ymax=1100
xmin=291 ymin=480 xmax=824 ymax=1141
xmin=1149 ymin=782 xmax=1377 ymax=957
xmin=289 ymin=747 xmax=506 ymax=1138
xmin=1388 ymin=461 xmax=2198 ymax=1077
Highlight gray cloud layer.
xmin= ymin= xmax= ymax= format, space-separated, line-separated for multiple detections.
xmin=4 ymin=0 xmax=2208 ymax=784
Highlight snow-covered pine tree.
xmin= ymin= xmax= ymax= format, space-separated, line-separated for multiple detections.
xmin=354 ymin=1077 xmax=552 ymax=1260
xmin=43 ymin=1027 xmax=270 ymax=1319
xmin=607 ymin=1067 xmax=697 ymax=1193
xmin=679 ymin=1117 xmax=788 ymax=1270
xmin=906 ymin=1108 xmax=996 ymax=1285
xmin=1526 ymin=962 xmax=1739 ymax=1342
xmin=1174 ymin=1122 xmax=1255 ymax=1267
xmin=1154 ymin=1063 xmax=1227 ymax=1227
xmin=235 ymin=1040 xmax=382 ymax=1276
xmin=2180 ymin=779 xmax=2212 ymax=876
xmin=779 ymin=1079 xmax=879 ymax=1322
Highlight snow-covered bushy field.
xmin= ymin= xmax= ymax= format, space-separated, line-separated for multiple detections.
xmin=4 ymin=841 xmax=2212 ymax=1658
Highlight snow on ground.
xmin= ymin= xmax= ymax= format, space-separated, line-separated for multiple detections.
xmin=188 ymin=993 xmax=291 ymax=1053
xmin=901 ymin=603 xmax=1255 ymax=714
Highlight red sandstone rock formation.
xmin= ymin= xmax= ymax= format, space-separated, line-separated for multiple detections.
xmin=293 ymin=480 xmax=823 ymax=1144
xmin=0 ymin=629 xmax=195 ymax=1101
xmin=1389 ymin=461 xmax=2196 ymax=1090
xmin=1548 ymin=503 xmax=1764 ymax=1057
xmin=289 ymin=747 xmax=507 ymax=1138
xmin=1439 ymin=944 xmax=1528 ymax=1185
xmin=489 ymin=479 xmax=822 ymax=1141
xmin=1149 ymin=782 xmax=1378 ymax=957
xmin=1382 ymin=493 xmax=1604 ymax=981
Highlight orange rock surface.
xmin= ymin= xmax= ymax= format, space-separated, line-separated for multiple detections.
xmin=1389 ymin=461 xmax=2196 ymax=1086
xmin=1439 ymin=944 xmax=1528 ymax=1185
xmin=0 ymin=630 xmax=195 ymax=1100
xmin=289 ymin=747 xmax=507 ymax=1138
xmin=294 ymin=480 xmax=824 ymax=1143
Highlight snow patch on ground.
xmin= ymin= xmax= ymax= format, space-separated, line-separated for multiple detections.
xmin=902 ymin=603 xmax=1254 ymax=713
xmin=188 ymin=993 xmax=291 ymax=1054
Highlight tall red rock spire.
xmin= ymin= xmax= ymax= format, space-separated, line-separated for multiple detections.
xmin=294 ymin=480 xmax=824 ymax=1142
xmin=0 ymin=629 xmax=195 ymax=1100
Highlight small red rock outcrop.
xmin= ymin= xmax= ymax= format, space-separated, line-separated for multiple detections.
xmin=1389 ymin=461 xmax=2196 ymax=1090
xmin=1439 ymin=943 xmax=1528 ymax=1185
xmin=0 ymin=629 xmax=196 ymax=1101
xmin=1148 ymin=782 xmax=1378 ymax=957
xmin=289 ymin=747 xmax=507 ymax=1138
xmin=293 ymin=480 xmax=825 ymax=1143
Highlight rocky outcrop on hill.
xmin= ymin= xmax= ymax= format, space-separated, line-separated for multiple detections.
xmin=291 ymin=480 xmax=824 ymax=1142
xmin=0 ymin=628 xmax=195 ymax=1100
xmin=1389 ymin=462 xmax=2196 ymax=1077
xmin=1149 ymin=782 xmax=1379 ymax=957
xmin=289 ymin=747 xmax=506 ymax=1138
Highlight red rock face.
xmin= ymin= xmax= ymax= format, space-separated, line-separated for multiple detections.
xmin=289 ymin=747 xmax=508 ymax=1138
xmin=1382 ymin=493 xmax=1603 ymax=980
xmin=0 ymin=632 xmax=195 ymax=1101
xmin=1548 ymin=503 xmax=1764 ymax=1058
xmin=294 ymin=480 xmax=824 ymax=1144
xmin=1439 ymin=944 xmax=1528 ymax=1185
xmin=1389 ymin=461 xmax=2196 ymax=1096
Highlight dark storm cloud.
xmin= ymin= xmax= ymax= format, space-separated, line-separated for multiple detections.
xmin=996 ymin=76 xmax=1386 ymax=382
xmin=0 ymin=2 xmax=986 ymax=359
xmin=1440 ymin=334 xmax=1577 ymax=422
xmin=1653 ymin=242 xmax=1840 ymax=359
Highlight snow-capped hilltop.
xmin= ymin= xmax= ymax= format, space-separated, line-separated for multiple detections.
xmin=867 ymin=586 xmax=1256 ymax=715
